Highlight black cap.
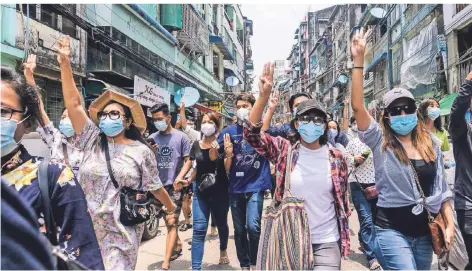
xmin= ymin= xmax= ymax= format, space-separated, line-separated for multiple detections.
xmin=295 ymin=99 xmax=327 ymax=119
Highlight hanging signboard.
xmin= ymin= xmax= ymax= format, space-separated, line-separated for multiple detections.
xmin=201 ymin=101 xmax=223 ymax=112
xmin=134 ymin=75 xmax=170 ymax=107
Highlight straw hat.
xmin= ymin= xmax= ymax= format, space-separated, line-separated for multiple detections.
xmin=88 ymin=89 xmax=147 ymax=134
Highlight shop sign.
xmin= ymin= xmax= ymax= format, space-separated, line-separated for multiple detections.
xmin=201 ymin=101 xmax=223 ymax=112
xmin=134 ymin=75 xmax=170 ymax=107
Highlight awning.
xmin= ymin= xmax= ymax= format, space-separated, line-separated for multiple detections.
xmin=85 ymin=78 xmax=131 ymax=97
xmin=439 ymin=93 xmax=458 ymax=116
xmin=365 ymin=52 xmax=387 ymax=74
xmin=210 ymin=35 xmax=235 ymax=60
xmin=193 ymin=103 xmax=232 ymax=119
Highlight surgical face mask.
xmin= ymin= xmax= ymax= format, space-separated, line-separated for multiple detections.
xmin=154 ymin=120 xmax=168 ymax=132
xmin=201 ymin=123 xmax=216 ymax=136
xmin=466 ymin=109 xmax=471 ymax=123
xmin=390 ymin=113 xmax=418 ymax=136
xmin=1 ymin=117 xmax=21 ymax=157
xmin=99 ymin=117 xmax=125 ymax=137
xmin=59 ymin=118 xmax=74 ymax=138
xmin=351 ymin=125 xmax=358 ymax=132
xmin=427 ymin=107 xmax=441 ymax=121
xmin=329 ymin=128 xmax=338 ymax=137
xmin=297 ymin=121 xmax=324 ymax=143
xmin=236 ymin=108 xmax=249 ymax=122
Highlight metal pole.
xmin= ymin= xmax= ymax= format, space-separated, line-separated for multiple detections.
xmin=243 ymin=19 xmax=247 ymax=92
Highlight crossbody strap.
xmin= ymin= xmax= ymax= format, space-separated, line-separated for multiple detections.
xmin=408 ymin=159 xmax=434 ymax=222
xmin=101 ymin=135 xmax=120 ymax=189
xmin=37 ymin=158 xmax=59 ymax=246
xmin=62 ymin=143 xmax=70 ymax=167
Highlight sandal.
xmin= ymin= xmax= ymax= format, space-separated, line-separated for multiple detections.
xmin=170 ymin=248 xmax=182 ymax=261
xmin=179 ymin=223 xmax=192 ymax=232
xmin=219 ymin=256 xmax=230 ymax=265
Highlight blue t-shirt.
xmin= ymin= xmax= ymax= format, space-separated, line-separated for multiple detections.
xmin=217 ymin=124 xmax=272 ymax=194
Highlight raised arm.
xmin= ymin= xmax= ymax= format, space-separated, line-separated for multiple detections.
xmin=179 ymin=100 xmax=188 ymax=130
xmin=262 ymin=90 xmax=279 ymax=131
xmin=342 ymin=96 xmax=349 ymax=131
xmin=449 ymin=72 xmax=472 ymax=141
xmin=223 ymin=133 xmax=233 ymax=173
xmin=23 ymin=54 xmax=51 ymax=126
xmin=57 ymin=36 xmax=88 ymax=134
xmin=350 ymin=28 xmax=372 ymax=131
xmin=249 ymin=62 xmax=274 ymax=125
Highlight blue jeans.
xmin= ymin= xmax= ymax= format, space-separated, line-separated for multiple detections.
xmin=191 ymin=184 xmax=230 ymax=270
xmin=229 ymin=191 xmax=264 ymax=268
xmin=350 ymin=183 xmax=379 ymax=263
xmin=375 ymin=226 xmax=433 ymax=270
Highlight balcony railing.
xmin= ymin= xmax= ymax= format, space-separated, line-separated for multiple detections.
xmin=459 ymin=56 xmax=472 ymax=85
xmin=176 ymin=4 xmax=210 ymax=55
xmin=456 ymin=4 xmax=469 ymax=14
xmin=224 ymin=11 xmax=233 ymax=31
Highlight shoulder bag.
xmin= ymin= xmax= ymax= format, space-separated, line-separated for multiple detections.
xmin=101 ymin=136 xmax=152 ymax=226
xmin=256 ymin=144 xmax=313 ymax=270
xmin=194 ymin=141 xmax=219 ymax=192
xmin=408 ymin=160 xmax=449 ymax=256
xmin=38 ymin=158 xmax=88 ymax=270
xmin=349 ymin=169 xmax=378 ymax=200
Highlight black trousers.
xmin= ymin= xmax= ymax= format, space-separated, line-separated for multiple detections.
xmin=457 ymin=210 xmax=472 ymax=270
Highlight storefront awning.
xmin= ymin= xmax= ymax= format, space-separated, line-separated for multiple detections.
xmin=193 ymin=103 xmax=232 ymax=119
xmin=439 ymin=93 xmax=458 ymax=116
xmin=210 ymin=35 xmax=235 ymax=61
xmin=85 ymin=78 xmax=131 ymax=98
xmin=365 ymin=52 xmax=387 ymax=74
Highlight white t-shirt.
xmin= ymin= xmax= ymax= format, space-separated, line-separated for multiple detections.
xmin=290 ymin=145 xmax=340 ymax=244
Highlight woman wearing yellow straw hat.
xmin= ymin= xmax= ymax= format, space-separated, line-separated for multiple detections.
xmin=56 ymin=35 xmax=176 ymax=270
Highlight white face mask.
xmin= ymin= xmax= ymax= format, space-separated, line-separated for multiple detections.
xmin=236 ymin=108 xmax=250 ymax=122
xmin=201 ymin=123 xmax=216 ymax=136
xmin=351 ymin=125 xmax=358 ymax=132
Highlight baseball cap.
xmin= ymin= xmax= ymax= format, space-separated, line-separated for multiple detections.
xmin=383 ymin=88 xmax=415 ymax=108
xmin=295 ymin=99 xmax=327 ymax=119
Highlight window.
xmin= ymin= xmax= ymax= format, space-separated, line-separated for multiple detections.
xmin=62 ymin=5 xmax=77 ymax=37
xmin=360 ymin=4 xmax=367 ymax=13
xmin=17 ymin=4 xmax=37 ymax=19
xmin=40 ymin=5 xmax=58 ymax=29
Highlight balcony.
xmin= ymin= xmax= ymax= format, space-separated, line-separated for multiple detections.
xmin=176 ymin=4 xmax=210 ymax=55
xmin=456 ymin=4 xmax=469 ymax=14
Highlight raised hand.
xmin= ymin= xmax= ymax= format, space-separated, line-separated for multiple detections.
xmin=23 ymin=54 xmax=37 ymax=78
xmin=351 ymin=27 xmax=371 ymax=65
xmin=258 ymin=62 xmax=275 ymax=99
xmin=56 ymin=35 xmax=71 ymax=65
xmin=211 ymin=140 xmax=219 ymax=150
xmin=467 ymin=71 xmax=472 ymax=81
xmin=223 ymin=133 xmax=233 ymax=156
xmin=268 ymin=90 xmax=279 ymax=111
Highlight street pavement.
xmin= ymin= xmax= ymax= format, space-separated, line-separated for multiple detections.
xmin=136 ymin=198 xmax=370 ymax=270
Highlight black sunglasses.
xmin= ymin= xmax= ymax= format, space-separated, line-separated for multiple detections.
xmin=387 ymin=104 xmax=417 ymax=117
xmin=97 ymin=110 xmax=125 ymax=120
xmin=298 ymin=115 xmax=325 ymax=125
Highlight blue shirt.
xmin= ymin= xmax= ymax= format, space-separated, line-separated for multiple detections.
xmin=218 ymin=124 xmax=272 ymax=194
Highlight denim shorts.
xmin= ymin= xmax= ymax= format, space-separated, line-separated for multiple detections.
xmin=155 ymin=185 xmax=183 ymax=215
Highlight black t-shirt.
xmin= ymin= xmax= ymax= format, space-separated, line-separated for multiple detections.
xmin=189 ymin=141 xmax=228 ymax=197
xmin=375 ymin=159 xmax=437 ymax=237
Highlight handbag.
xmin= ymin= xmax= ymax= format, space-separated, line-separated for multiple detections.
xmin=351 ymin=172 xmax=378 ymax=200
xmin=256 ymin=144 xmax=313 ymax=270
xmin=194 ymin=141 xmax=219 ymax=192
xmin=408 ymin=160 xmax=449 ymax=255
xmin=102 ymin=136 xmax=152 ymax=226
xmin=37 ymin=158 xmax=88 ymax=270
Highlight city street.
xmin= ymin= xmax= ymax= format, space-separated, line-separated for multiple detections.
xmin=137 ymin=198 xmax=369 ymax=270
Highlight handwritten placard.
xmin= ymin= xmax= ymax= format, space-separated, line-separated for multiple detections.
xmin=134 ymin=75 xmax=170 ymax=107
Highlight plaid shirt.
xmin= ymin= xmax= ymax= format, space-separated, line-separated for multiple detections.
xmin=243 ymin=121 xmax=351 ymax=258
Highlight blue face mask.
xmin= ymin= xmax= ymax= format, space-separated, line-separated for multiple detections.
xmin=1 ymin=117 xmax=20 ymax=157
xmin=59 ymin=118 xmax=75 ymax=138
xmin=466 ymin=109 xmax=471 ymax=123
xmin=390 ymin=113 xmax=418 ymax=136
xmin=99 ymin=117 xmax=125 ymax=137
xmin=427 ymin=107 xmax=441 ymax=121
xmin=329 ymin=128 xmax=338 ymax=137
xmin=297 ymin=121 xmax=325 ymax=143
xmin=154 ymin=120 xmax=168 ymax=132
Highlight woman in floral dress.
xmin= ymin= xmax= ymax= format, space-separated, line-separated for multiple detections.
xmin=57 ymin=36 xmax=176 ymax=270
xmin=22 ymin=54 xmax=84 ymax=178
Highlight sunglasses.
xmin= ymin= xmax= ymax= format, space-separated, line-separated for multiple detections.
xmin=387 ymin=104 xmax=416 ymax=117
xmin=298 ymin=115 xmax=325 ymax=125
xmin=97 ymin=110 xmax=125 ymax=120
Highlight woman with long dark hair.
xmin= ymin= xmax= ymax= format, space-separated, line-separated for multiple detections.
xmin=418 ymin=98 xmax=450 ymax=152
xmin=350 ymin=28 xmax=454 ymax=270
xmin=244 ymin=63 xmax=351 ymax=269
xmin=57 ymin=35 xmax=176 ymax=269
xmin=328 ymin=119 xmax=350 ymax=148
xmin=1 ymin=65 xmax=104 ymax=269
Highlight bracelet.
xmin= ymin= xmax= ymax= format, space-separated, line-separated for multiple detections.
xmin=353 ymin=66 xmax=364 ymax=69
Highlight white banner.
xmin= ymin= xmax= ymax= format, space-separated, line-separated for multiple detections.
xmin=134 ymin=75 xmax=170 ymax=107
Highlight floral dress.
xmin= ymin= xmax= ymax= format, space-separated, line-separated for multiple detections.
xmin=73 ymin=119 xmax=163 ymax=270
xmin=37 ymin=123 xmax=84 ymax=179
xmin=1 ymin=145 xmax=104 ymax=269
